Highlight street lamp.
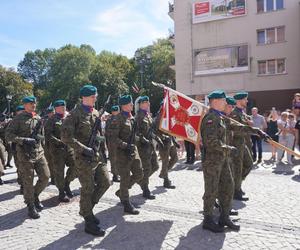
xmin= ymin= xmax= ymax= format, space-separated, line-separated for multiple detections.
xmin=6 ymin=94 xmax=12 ymax=118
xmin=134 ymin=50 xmax=152 ymax=88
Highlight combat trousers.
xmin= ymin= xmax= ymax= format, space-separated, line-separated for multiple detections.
xmin=75 ymin=156 xmax=110 ymax=217
xmin=107 ymin=144 xmax=119 ymax=176
xmin=158 ymin=144 xmax=178 ymax=178
xmin=44 ymin=144 xmax=55 ymax=180
xmin=18 ymin=154 xmax=50 ymax=204
xmin=50 ymin=147 xmax=77 ymax=191
xmin=137 ymin=144 xmax=159 ymax=188
xmin=202 ymin=152 xmax=234 ymax=217
xmin=116 ymin=149 xmax=143 ymax=201
xmin=242 ymin=146 xmax=253 ymax=180
xmin=12 ymin=149 xmax=22 ymax=185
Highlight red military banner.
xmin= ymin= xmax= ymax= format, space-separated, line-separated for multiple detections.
xmin=159 ymin=86 xmax=206 ymax=144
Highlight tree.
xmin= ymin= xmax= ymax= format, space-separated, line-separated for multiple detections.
xmin=0 ymin=65 xmax=33 ymax=113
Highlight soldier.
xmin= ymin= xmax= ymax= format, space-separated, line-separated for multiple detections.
xmin=44 ymin=100 xmax=77 ymax=203
xmin=135 ymin=96 xmax=160 ymax=199
xmin=5 ymin=96 xmax=50 ymax=219
xmin=154 ymin=102 xmax=178 ymax=189
xmin=106 ymin=95 xmax=143 ymax=214
xmin=61 ymin=85 xmax=110 ymax=237
xmin=105 ymin=105 xmax=120 ymax=183
xmin=12 ymin=105 xmax=25 ymax=192
xmin=0 ymin=136 xmax=5 ymax=185
xmin=230 ymin=92 xmax=255 ymax=201
xmin=0 ymin=114 xmax=12 ymax=170
xmin=43 ymin=106 xmax=56 ymax=184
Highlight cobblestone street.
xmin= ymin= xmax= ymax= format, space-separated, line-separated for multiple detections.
xmin=1 ymin=147 xmax=300 ymax=250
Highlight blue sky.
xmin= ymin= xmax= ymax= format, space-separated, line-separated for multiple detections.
xmin=0 ymin=0 xmax=173 ymax=68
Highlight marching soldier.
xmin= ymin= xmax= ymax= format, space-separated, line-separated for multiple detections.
xmin=0 ymin=137 xmax=4 ymax=185
xmin=12 ymin=105 xmax=25 ymax=192
xmin=43 ymin=106 xmax=56 ymax=184
xmin=135 ymin=96 xmax=160 ymax=199
xmin=61 ymin=85 xmax=110 ymax=236
xmin=44 ymin=100 xmax=77 ymax=203
xmin=105 ymin=105 xmax=120 ymax=182
xmin=154 ymin=102 xmax=178 ymax=189
xmin=230 ymin=92 xmax=255 ymax=201
xmin=5 ymin=96 xmax=50 ymax=219
xmin=106 ymin=95 xmax=143 ymax=214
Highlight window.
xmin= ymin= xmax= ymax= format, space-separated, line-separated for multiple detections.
xmin=257 ymin=58 xmax=286 ymax=75
xmin=194 ymin=45 xmax=249 ymax=75
xmin=257 ymin=26 xmax=285 ymax=45
xmin=257 ymin=0 xmax=284 ymax=13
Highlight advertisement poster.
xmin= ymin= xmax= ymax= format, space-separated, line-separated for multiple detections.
xmin=193 ymin=0 xmax=246 ymax=24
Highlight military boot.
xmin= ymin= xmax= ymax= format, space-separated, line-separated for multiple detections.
xmin=50 ymin=177 xmax=55 ymax=185
xmin=234 ymin=190 xmax=249 ymax=201
xmin=64 ymin=182 xmax=74 ymax=198
xmin=91 ymin=202 xmax=100 ymax=225
xmin=20 ymin=185 xmax=23 ymax=194
xmin=115 ymin=189 xmax=121 ymax=202
xmin=202 ymin=215 xmax=224 ymax=233
xmin=112 ymin=174 xmax=120 ymax=182
xmin=219 ymin=215 xmax=240 ymax=231
xmin=34 ymin=195 xmax=44 ymax=211
xmin=122 ymin=200 xmax=139 ymax=215
xmin=0 ymin=177 xmax=3 ymax=185
xmin=27 ymin=203 xmax=40 ymax=219
xmin=58 ymin=190 xmax=70 ymax=203
xmin=142 ymin=186 xmax=155 ymax=200
xmin=163 ymin=178 xmax=176 ymax=189
xmin=84 ymin=215 xmax=105 ymax=236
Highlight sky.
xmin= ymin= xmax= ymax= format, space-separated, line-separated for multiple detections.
xmin=0 ymin=0 xmax=173 ymax=68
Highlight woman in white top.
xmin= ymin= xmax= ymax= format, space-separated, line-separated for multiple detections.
xmin=277 ymin=112 xmax=296 ymax=165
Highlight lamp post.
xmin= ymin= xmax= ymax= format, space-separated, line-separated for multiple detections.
xmin=134 ymin=50 xmax=152 ymax=88
xmin=6 ymin=94 xmax=12 ymax=118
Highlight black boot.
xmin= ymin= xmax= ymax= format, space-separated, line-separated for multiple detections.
xmin=64 ymin=182 xmax=74 ymax=198
xmin=34 ymin=195 xmax=44 ymax=211
xmin=84 ymin=215 xmax=105 ymax=236
xmin=142 ymin=186 xmax=155 ymax=200
xmin=28 ymin=203 xmax=40 ymax=219
xmin=115 ymin=189 xmax=121 ymax=202
xmin=122 ymin=200 xmax=139 ymax=215
xmin=20 ymin=185 xmax=23 ymax=194
xmin=234 ymin=191 xmax=249 ymax=201
xmin=50 ymin=177 xmax=55 ymax=185
xmin=229 ymin=209 xmax=239 ymax=216
xmin=163 ymin=178 xmax=176 ymax=189
xmin=58 ymin=190 xmax=70 ymax=203
xmin=219 ymin=215 xmax=240 ymax=231
xmin=0 ymin=177 xmax=3 ymax=185
xmin=112 ymin=174 xmax=120 ymax=182
xmin=202 ymin=215 xmax=224 ymax=233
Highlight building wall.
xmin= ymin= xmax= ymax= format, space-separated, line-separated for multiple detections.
xmin=173 ymin=0 xmax=300 ymax=111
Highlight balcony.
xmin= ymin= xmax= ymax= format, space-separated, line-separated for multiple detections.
xmin=168 ymin=2 xmax=174 ymax=19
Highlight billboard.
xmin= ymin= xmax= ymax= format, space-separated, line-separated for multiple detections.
xmin=194 ymin=45 xmax=249 ymax=75
xmin=193 ymin=0 xmax=246 ymax=24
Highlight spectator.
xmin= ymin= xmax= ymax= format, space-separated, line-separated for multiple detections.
xmin=250 ymin=107 xmax=267 ymax=163
xmin=277 ymin=112 xmax=296 ymax=165
xmin=184 ymin=140 xmax=195 ymax=164
xmin=295 ymin=118 xmax=300 ymax=150
xmin=266 ymin=108 xmax=279 ymax=161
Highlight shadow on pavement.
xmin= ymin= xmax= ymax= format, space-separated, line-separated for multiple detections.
xmin=175 ymin=223 xmax=226 ymax=250
xmin=232 ymin=200 xmax=246 ymax=210
xmin=291 ymin=174 xmax=300 ymax=183
xmin=0 ymin=189 xmax=21 ymax=202
xmin=272 ymin=163 xmax=294 ymax=175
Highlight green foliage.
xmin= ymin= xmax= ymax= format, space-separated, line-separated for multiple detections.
xmin=0 ymin=65 xmax=33 ymax=113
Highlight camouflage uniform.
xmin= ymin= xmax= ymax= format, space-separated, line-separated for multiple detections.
xmin=105 ymin=115 xmax=119 ymax=177
xmin=0 ymin=138 xmax=5 ymax=182
xmin=44 ymin=113 xmax=77 ymax=194
xmin=106 ymin=111 xmax=143 ymax=202
xmin=230 ymin=107 xmax=254 ymax=194
xmin=154 ymin=110 xmax=178 ymax=180
xmin=61 ymin=104 xmax=110 ymax=218
xmin=135 ymin=110 xmax=159 ymax=192
xmin=5 ymin=112 xmax=50 ymax=205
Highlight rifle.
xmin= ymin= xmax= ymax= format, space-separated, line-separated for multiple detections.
xmin=23 ymin=119 xmax=44 ymax=156
xmin=146 ymin=123 xmax=164 ymax=148
xmin=84 ymin=95 xmax=111 ymax=162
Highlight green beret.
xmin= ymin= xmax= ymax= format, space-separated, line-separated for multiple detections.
xmin=138 ymin=96 xmax=150 ymax=104
xmin=234 ymin=92 xmax=248 ymax=100
xmin=22 ymin=96 xmax=36 ymax=104
xmin=53 ymin=99 xmax=66 ymax=107
xmin=46 ymin=106 xmax=55 ymax=113
xmin=16 ymin=105 xmax=25 ymax=111
xmin=119 ymin=95 xmax=133 ymax=106
xmin=111 ymin=105 xmax=120 ymax=112
xmin=207 ymin=90 xmax=226 ymax=100
xmin=226 ymin=97 xmax=236 ymax=106
xmin=80 ymin=84 xmax=97 ymax=97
